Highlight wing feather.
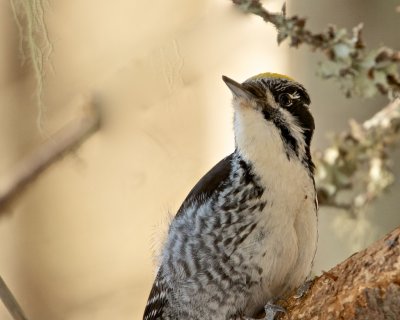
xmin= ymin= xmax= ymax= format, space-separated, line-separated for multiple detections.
xmin=143 ymin=270 xmax=169 ymax=320
xmin=176 ymin=153 xmax=233 ymax=216
xmin=143 ymin=153 xmax=234 ymax=318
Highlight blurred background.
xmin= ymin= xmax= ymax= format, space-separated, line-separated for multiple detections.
xmin=0 ymin=0 xmax=399 ymax=319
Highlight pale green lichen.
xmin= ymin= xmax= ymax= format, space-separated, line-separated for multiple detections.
xmin=232 ymin=0 xmax=400 ymax=99
xmin=232 ymin=0 xmax=400 ymax=221
xmin=10 ymin=0 xmax=53 ymax=132
xmin=314 ymin=99 xmax=400 ymax=215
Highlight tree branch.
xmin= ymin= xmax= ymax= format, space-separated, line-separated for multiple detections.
xmin=277 ymin=226 xmax=400 ymax=319
xmin=315 ymin=98 xmax=400 ymax=212
xmin=0 ymin=96 xmax=101 ymax=212
xmin=0 ymin=276 xmax=29 ymax=320
xmin=232 ymin=0 xmax=400 ymax=98
xmin=231 ymin=0 xmax=400 ymax=214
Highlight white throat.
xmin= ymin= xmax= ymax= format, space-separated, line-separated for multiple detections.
xmin=233 ymin=99 xmax=314 ymax=213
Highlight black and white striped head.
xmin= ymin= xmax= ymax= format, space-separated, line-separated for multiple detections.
xmin=223 ymin=72 xmax=315 ymax=174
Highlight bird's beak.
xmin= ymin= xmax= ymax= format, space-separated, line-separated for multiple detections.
xmin=222 ymin=75 xmax=250 ymax=99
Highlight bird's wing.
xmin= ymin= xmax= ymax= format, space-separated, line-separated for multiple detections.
xmin=143 ymin=269 xmax=170 ymax=320
xmin=143 ymin=154 xmax=233 ymax=319
xmin=176 ymin=153 xmax=234 ymax=216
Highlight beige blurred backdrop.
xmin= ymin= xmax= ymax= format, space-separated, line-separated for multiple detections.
xmin=0 ymin=1 xmax=399 ymax=320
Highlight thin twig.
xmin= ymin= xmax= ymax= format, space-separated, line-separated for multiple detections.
xmin=0 ymin=276 xmax=29 ymax=320
xmin=318 ymin=201 xmax=352 ymax=211
xmin=0 ymin=96 xmax=101 ymax=211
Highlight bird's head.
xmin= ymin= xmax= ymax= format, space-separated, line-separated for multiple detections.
xmin=223 ymin=72 xmax=315 ymax=172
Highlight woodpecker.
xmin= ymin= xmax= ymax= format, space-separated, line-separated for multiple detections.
xmin=143 ymin=73 xmax=318 ymax=320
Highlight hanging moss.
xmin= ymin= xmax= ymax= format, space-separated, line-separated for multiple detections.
xmin=10 ymin=0 xmax=53 ymax=132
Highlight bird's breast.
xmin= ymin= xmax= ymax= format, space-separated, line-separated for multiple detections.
xmin=240 ymin=158 xmax=317 ymax=314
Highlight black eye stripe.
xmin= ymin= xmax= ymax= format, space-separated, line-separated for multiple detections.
xmin=261 ymin=109 xmax=299 ymax=159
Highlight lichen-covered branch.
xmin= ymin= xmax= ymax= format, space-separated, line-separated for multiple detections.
xmin=232 ymin=0 xmax=400 ymax=98
xmin=0 ymin=96 xmax=101 ymax=213
xmin=231 ymin=0 xmax=400 ymax=214
xmin=315 ymin=99 xmax=400 ymax=213
xmin=276 ymin=226 xmax=400 ymax=319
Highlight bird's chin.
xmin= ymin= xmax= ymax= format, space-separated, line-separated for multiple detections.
xmin=233 ymin=98 xmax=257 ymax=111
xmin=233 ymin=98 xmax=248 ymax=108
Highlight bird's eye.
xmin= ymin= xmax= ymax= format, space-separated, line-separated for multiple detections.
xmin=278 ymin=93 xmax=293 ymax=107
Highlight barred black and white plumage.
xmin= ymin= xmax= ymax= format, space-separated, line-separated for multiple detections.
xmin=143 ymin=73 xmax=318 ymax=320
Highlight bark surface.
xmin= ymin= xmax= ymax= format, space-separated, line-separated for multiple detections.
xmin=277 ymin=227 xmax=400 ymax=320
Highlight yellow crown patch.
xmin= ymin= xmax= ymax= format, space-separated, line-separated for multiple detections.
xmin=247 ymin=72 xmax=294 ymax=82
